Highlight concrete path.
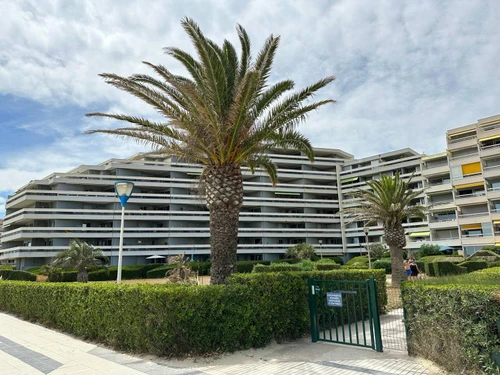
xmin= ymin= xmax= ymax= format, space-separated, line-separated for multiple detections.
xmin=0 ymin=312 xmax=444 ymax=375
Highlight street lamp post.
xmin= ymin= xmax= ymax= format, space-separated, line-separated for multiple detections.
xmin=114 ymin=180 xmax=134 ymax=284
xmin=364 ymin=227 xmax=372 ymax=269
xmin=318 ymin=239 xmax=323 ymax=260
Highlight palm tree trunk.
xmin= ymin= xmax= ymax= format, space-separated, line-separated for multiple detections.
xmin=77 ymin=269 xmax=89 ymax=283
xmin=204 ymin=164 xmax=243 ymax=285
xmin=385 ymin=224 xmax=406 ymax=289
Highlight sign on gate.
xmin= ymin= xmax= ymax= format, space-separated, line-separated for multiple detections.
xmin=308 ymin=277 xmax=383 ymax=352
xmin=326 ymin=292 xmax=342 ymax=307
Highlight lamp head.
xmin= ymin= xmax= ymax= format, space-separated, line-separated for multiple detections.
xmin=318 ymin=240 xmax=323 ymax=245
xmin=115 ymin=181 xmax=134 ymax=207
xmin=363 ymin=227 xmax=369 ymax=235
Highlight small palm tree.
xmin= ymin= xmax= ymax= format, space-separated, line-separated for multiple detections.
xmin=53 ymin=240 xmax=108 ymax=283
xmin=86 ymin=18 xmax=335 ymax=284
xmin=341 ymin=173 xmax=425 ymax=288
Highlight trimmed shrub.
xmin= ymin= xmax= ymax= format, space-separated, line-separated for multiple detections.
xmin=458 ymin=261 xmax=488 ymax=273
xmin=342 ymin=264 xmax=368 ymax=270
xmin=415 ymin=261 xmax=425 ymax=274
xmin=272 ymin=258 xmax=301 ymax=264
xmin=315 ymin=264 xmax=341 ymax=271
xmin=146 ymin=265 xmax=177 ymax=279
xmin=331 ymin=256 xmax=344 ymax=265
xmin=424 ymin=262 xmax=436 ymax=277
xmin=0 ymin=270 xmax=36 ymax=281
xmin=480 ymin=245 xmax=500 ymax=255
xmin=0 ymin=269 xmax=386 ymax=358
xmin=432 ymin=261 xmax=467 ymax=277
xmin=252 ymin=263 xmax=302 ymax=273
xmin=487 ymin=261 xmax=500 ymax=269
xmin=468 ymin=250 xmax=500 ymax=262
xmin=372 ymin=260 xmax=391 ymax=274
xmin=187 ymin=261 xmax=212 ymax=276
xmin=346 ymin=256 xmax=369 ymax=266
xmin=0 ymin=265 xmax=15 ymax=270
xmin=402 ymin=272 xmax=500 ymax=373
xmin=236 ymin=261 xmax=270 ymax=273
xmin=229 ymin=269 xmax=387 ymax=314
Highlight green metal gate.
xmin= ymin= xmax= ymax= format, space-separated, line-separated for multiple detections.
xmin=308 ymin=277 xmax=383 ymax=352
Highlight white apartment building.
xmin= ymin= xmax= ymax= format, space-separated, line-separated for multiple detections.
xmin=2 ymin=114 xmax=499 ymax=268
xmin=1 ymin=148 xmax=352 ymax=269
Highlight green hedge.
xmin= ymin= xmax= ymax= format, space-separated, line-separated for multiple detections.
xmin=146 ymin=265 xmax=178 ymax=278
xmin=346 ymin=256 xmax=369 ymax=266
xmin=458 ymin=261 xmax=488 ymax=273
xmin=253 ymin=263 xmax=303 ymax=273
xmin=272 ymin=258 xmax=301 ymax=264
xmin=236 ymin=261 xmax=270 ymax=273
xmin=341 ymin=264 xmax=368 ymax=270
xmin=372 ymin=260 xmax=391 ymax=274
xmin=0 ymin=270 xmax=36 ymax=281
xmin=432 ymin=261 xmax=467 ymax=277
xmin=229 ymin=269 xmax=387 ymax=314
xmin=315 ymin=264 xmax=341 ymax=271
xmin=488 ymin=261 xmax=500 ymax=269
xmin=0 ymin=265 xmax=15 ymax=270
xmin=402 ymin=272 xmax=500 ymax=373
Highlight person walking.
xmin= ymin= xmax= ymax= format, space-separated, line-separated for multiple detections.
xmin=409 ymin=260 xmax=421 ymax=281
xmin=404 ymin=259 xmax=411 ymax=280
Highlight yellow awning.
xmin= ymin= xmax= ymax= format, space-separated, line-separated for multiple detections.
xmin=461 ymin=162 xmax=481 ymax=175
xmin=455 ymin=182 xmax=484 ymax=189
xmin=422 ymin=152 xmax=448 ymax=161
xmin=461 ymin=224 xmax=482 ymax=230
xmin=447 ymin=129 xmax=476 ymax=138
xmin=409 ymin=231 xmax=430 ymax=237
xmin=479 ymin=134 xmax=500 ymax=142
xmin=496 ymin=242 xmax=500 ymax=246
xmin=493 ymin=220 xmax=500 ymax=224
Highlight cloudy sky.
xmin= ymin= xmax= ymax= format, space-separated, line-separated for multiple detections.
xmin=1 ymin=0 xmax=500 ymax=216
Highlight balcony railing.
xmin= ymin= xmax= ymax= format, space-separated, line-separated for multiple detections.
xmin=458 ymin=212 xmax=489 ymax=218
xmin=455 ymin=192 xmax=486 ymax=199
xmin=448 ymin=135 xmax=477 ymax=144
xmin=450 ymin=152 xmax=479 ymax=160
xmin=484 ymin=165 xmax=500 ymax=171
xmin=423 ymin=162 xmax=448 ymax=170
xmin=454 ymin=172 xmax=482 ymax=179
xmin=480 ymin=143 xmax=500 ymax=151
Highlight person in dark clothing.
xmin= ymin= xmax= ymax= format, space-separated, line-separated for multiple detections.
xmin=409 ymin=261 xmax=421 ymax=280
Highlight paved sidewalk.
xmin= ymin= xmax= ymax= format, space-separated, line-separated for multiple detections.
xmin=0 ymin=312 xmax=443 ymax=375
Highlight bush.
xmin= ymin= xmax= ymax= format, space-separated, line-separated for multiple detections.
xmin=488 ymin=261 xmax=500 ymax=269
xmin=272 ymin=258 xmax=301 ymax=264
xmin=0 ymin=265 xmax=14 ymax=270
xmin=468 ymin=250 xmax=500 ymax=262
xmin=372 ymin=260 xmax=391 ymax=274
xmin=346 ymin=256 xmax=369 ymax=266
xmin=417 ymin=244 xmax=441 ymax=258
xmin=252 ymin=263 xmax=303 ymax=273
xmin=424 ymin=262 xmax=436 ymax=277
xmin=0 ymin=270 xmax=36 ymax=281
xmin=458 ymin=261 xmax=488 ymax=273
xmin=187 ymin=261 xmax=211 ymax=276
xmin=315 ymin=264 xmax=341 ymax=271
xmin=342 ymin=264 xmax=368 ymax=270
xmin=402 ymin=271 xmax=500 ymax=373
xmin=146 ymin=265 xmax=177 ymax=278
xmin=481 ymin=245 xmax=500 ymax=255
xmin=0 ymin=269 xmax=386 ymax=358
xmin=432 ymin=261 xmax=467 ymax=277
xmin=330 ymin=256 xmax=344 ymax=265
xmin=286 ymin=243 xmax=316 ymax=260
xmin=236 ymin=261 xmax=270 ymax=273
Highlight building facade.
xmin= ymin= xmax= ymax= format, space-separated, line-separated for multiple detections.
xmin=2 ymin=114 xmax=500 ymax=269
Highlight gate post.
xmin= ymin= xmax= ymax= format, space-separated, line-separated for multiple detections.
xmin=369 ymin=277 xmax=383 ymax=352
xmin=308 ymin=278 xmax=318 ymax=342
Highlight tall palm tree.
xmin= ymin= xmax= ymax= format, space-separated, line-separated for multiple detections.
xmin=53 ymin=239 xmax=108 ymax=283
xmin=85 ymin=18 xmax=335 ymax=284
xmin=341 ymin=173 xmax=425 ymax=288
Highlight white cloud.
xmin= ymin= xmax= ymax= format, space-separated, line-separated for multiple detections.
xmin=1 ymin=0 xmax=500 ymax=216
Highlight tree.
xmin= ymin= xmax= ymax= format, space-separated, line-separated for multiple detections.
xmin=368 ymin=242 xmax=388 ymax=261
xmin=286 ymin=243 xmax=316 ymax=260
xmin=86 ymin=18 xmax=335 ymax=284
xmin=53 ymin=240 xmax=108 ymax=283
xmin=417 ymin=244 xmax=441 ymax=258
xmin=341 ymin=173 xmax=425 ymax=288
